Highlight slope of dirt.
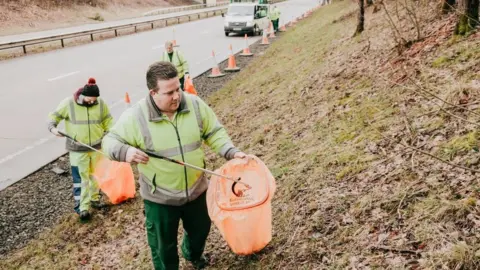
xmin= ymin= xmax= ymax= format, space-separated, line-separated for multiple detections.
xmin=2 ymin=0 xmax=480 ymax=269
xmin=0 ymin=0 xmax=195 ymax=36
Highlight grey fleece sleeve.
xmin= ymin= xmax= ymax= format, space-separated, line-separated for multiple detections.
xmin=225 ymin=147 xmax=241 ymax=160
xmin=47 ymin=120 xmax=57 ymax=132
xmin=219 ymin=143 xmax=241 ymax=161
xmin=102 ymin=132 xmax=131 ymax=162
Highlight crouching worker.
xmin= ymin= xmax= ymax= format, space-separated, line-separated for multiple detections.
xmin=102 ymin=61 xmax=246 ymax=270
xmin=47 ymin=78 xmax=113 ymax=221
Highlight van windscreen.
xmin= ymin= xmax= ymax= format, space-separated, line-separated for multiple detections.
xmin=227 ymin=6 xmax=254 ymax=16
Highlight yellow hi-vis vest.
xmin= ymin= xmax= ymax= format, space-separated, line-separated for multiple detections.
xmin=48 ymin=97 xmax=113 ymax=152
xmin=269 ymin=8 xmax=281 ymax=20
xmin=102 ymin=92 xmax=239 ymax=206
xmin=160 ymin=51 xmax=189 ymax=79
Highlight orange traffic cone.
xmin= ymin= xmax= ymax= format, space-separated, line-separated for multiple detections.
xmin=184 ymin=75 xmax=198 ymax=95
xmin=268 ymin=21 xmax=276 ymax=38
xmin=208 ymin=50 xmax=225 ymax=78
xmin=290 ymin=16 xmax=297 ymax=26
xmin=260 ymin=29 xmax=270 ymax=45
xmin=172 ymin=28 xmax=179 ymax=47
xmin=225 ymin=44 xmax=240 ymax=72
xmin=279 ymin=19 xmax=287 ymax=32
xmin=240 ymin=34 xmax=254 ymax=57
xmin=124 ymin=92 xmax=131 ymax=108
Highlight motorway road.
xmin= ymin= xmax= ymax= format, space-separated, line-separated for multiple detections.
xmin=0 ymin=0 xmax=319 ymax=191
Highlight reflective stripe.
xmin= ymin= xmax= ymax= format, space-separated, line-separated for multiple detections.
xmin=99 ymin=99 xmax=104 ymax=120
xmin=103 ymin=113 xmax=112 ymax=121
xmin=191 ymin=97 xmax=203 ymax=133
xmin=141 ymin=172 xmax=205 ymax=197
xmin=69 ymin=100 xmax=76 ymax=123
xmin=108 ymin=132 xmax=129 ymax=145
xmin=71 ymin=120 xmax=103 ymax=124
xmin=53 ymin=111 xmax=63 ymax=119
xmin=154 ymin=141 xmax=202 ymax=158
xmin=204 ymin=124 xmax=223 ymax=140
xmin=73 ymin=183 xmax=81 ymax=188
xmin=74 ymin=196 xmax=81 ymax=200
xmin=134 ymin=106 xmax=155 ymax=151
xmin=68 ymin=99 xmax=103 ymax=125
xmin=134 ymin=104 xmax=202 ymax=157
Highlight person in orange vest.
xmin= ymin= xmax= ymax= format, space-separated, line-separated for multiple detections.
xmin=161 ymin=41 xmax=190 ymax=91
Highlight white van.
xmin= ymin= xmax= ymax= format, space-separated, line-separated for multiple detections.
xmin=223 ymin=3 xmax=270 ymax=36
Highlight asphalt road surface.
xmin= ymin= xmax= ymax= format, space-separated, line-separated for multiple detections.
xmin=0 ymin=0 xmax=319 ymax=190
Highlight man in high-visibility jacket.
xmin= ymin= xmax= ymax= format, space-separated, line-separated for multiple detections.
xmin=48 ymin=78 xmax=113 ymax=221
xmin=161 ymin=41 xmax=190 ymax=91
xmin=102 ymin=61 xmax=246 ymax=270
xmin=269 ymin=5 xmax=281 ymax=32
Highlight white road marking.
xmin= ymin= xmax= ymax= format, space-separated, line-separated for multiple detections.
xmin=152 ymin=44 xmax=165 ymax=50
xmin=0 ymin=137 xmax=51 ymax=166
xmin=195 ymin=56 xmax=213 ymax=65
xmin=0 ymin=92 xmax=140 ymax=168
xmin=47 ymin=71 xmax=80 ymax=82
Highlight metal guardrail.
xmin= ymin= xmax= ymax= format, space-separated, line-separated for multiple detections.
xmin=143 ymin=1 xmax=230 ymax=16
xmin=0 ymin=0 xmax=287 ymax=55
xmin=0 ymin=7 xmax=228 ymax=55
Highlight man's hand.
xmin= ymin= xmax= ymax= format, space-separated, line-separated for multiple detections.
xmin=51 ymin=128 xmax=64 ymax=137
xmin=234 ymin=152 xmax=247 ymax=159
xmin=126 ymin=147 xmax=149 ymax=164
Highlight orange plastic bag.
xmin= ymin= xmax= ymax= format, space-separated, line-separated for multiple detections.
xmin=206 ymin=155 xmax=276 ymax=255
xmin=93 ymin=156 xmax=136 ymax=204
xmin=184 ymin=75 xmax=198 ymax=95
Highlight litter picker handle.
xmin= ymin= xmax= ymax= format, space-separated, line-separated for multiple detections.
xmin=57 ymin=130 xmax=106 ymax=156
xmin=57 ymin=130 xmax=73 ymax=140
xmin=144 ymin=150 xmax=250 ymax=189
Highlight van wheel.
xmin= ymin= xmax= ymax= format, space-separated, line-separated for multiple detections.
xmin=254 ymin=25 xmax=260 ymax=36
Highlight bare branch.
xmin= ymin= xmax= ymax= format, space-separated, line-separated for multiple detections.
xmin=399 ymin=141 xmax=480 ymax=174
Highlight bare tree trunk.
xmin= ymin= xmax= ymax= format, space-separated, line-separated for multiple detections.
xmin=355 ymin=0 xmax=365 ymax=35
xmin=442 ymin=0 xmax=456 ymax=13
xmin=455 ymin=0 xmax=479 ymax=35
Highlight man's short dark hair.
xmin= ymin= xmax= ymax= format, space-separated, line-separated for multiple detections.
xmin=146 ymin=61 xmax=178 ymax=90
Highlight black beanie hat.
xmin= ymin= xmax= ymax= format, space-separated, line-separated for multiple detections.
xmin=82 ymin=78 xmax=100 ymax=97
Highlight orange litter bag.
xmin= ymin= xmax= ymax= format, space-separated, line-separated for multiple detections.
xmin=93 ymin=155 xmax=136 ymax=204
xmin=206 ymin=155 xmax=276 ymax=255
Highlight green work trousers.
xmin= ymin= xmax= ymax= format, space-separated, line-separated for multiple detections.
xmin=272 ymin=19 xmax=279 ymax=32
xmin=179 ymin=75 xmax=185 ymax=91
xmin=144 ymin=192 xmax=211 ymax=270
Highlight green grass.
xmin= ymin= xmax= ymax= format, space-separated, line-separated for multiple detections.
xmin=439 ymin=131 xmax=479 ymax=160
